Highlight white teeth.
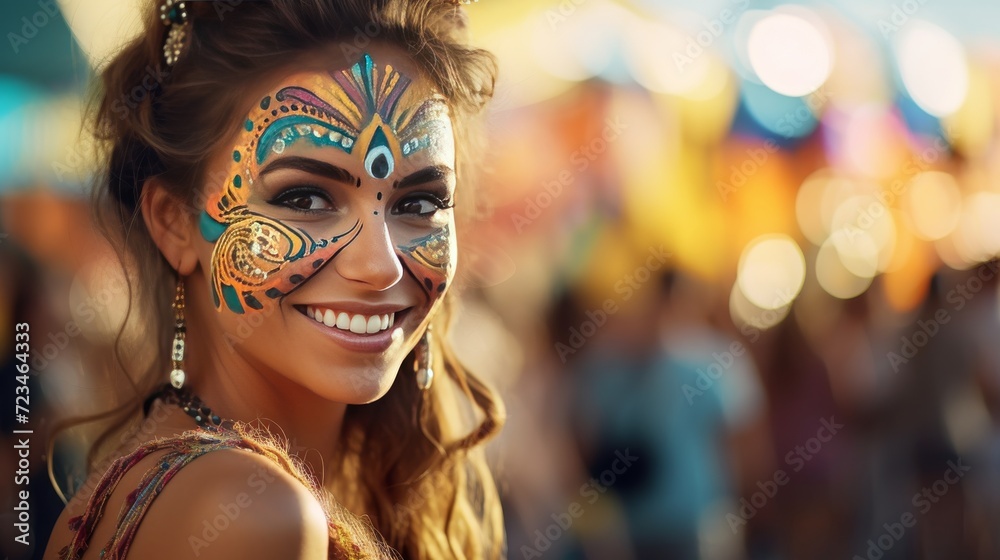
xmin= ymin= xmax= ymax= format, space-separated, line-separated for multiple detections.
xmin=305 ymin=306 xmax=398 ymax=334
xmin=336 ymin=312 xmax=350 ymax=329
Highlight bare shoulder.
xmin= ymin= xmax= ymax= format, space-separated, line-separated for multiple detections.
xmin=45 ymin=442 xmax=329 ymax=560
xmin=130 ymin=446 xmax=329 ymax=559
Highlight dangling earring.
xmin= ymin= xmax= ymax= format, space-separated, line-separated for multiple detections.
xmin=169 ymin=278 xmax=186 ymax=389
xmin=415 ymin=325 xmax=434 ymax=391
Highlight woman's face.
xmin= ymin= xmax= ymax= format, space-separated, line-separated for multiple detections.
xmin=192 ymin=47 xmax=457 ymax=403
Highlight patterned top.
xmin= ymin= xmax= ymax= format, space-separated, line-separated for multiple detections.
xmin=57 ymin=427 xmax=393 ymax=560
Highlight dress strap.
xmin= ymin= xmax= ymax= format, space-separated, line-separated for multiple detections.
xmin=58 ymin=430 xmax=251 ymax=560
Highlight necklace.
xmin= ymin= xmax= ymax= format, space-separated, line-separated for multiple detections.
xmin=152 ymin=383 xmax=234 ymax=432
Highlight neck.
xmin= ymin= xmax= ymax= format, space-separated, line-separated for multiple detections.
xmin=178 ymin=307 xmax=349 ymax=487
xmin=197 ymin=363 xmax=347 ymax=483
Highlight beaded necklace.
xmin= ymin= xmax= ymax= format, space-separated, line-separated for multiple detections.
xmin=151 ymin=383 xmax=234 ymax=432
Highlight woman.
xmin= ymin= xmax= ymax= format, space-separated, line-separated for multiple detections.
xmin=42 ymin=0 xmax=505 ymax=558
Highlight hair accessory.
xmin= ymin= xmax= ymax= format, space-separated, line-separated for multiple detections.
xmin=415 ymin=326 xmax=434 ymax=391
xmin=169 ymin=278 xmax=187 ymax=389
xmin=159 ymin=0 xmax=189 ymax=66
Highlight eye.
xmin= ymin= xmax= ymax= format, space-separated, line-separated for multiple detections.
xmin=269 ymin=186 xmax=334 ymax=213
xmin=392 ymin=194 xmax=453 ymax=217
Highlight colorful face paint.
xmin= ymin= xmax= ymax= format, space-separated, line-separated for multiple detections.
xmin=396 ymin=224 xmax=453 ymax=295
xmin=201 ymin=53 xmax=456 ymax=314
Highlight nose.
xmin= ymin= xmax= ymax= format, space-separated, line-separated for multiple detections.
xmin=332 ymin=216 xmax=404 ymax=291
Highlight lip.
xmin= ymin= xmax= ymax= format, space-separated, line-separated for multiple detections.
xmin=295 ymin=304 xmax=414 ymax=353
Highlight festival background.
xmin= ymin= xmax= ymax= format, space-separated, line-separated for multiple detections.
xmin=2 ymin=0 xmax=1000 ymax=558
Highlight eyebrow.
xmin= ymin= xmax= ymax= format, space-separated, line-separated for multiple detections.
xmin=259 ymin=156 xmax=360 ymax=187
xmin=394 ymin=165 xmax=455 ymax=190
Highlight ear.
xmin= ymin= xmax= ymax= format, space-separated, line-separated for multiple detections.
xmin=141 ymin=178 xmax=200 ymax=275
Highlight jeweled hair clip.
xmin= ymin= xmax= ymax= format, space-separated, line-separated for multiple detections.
xmin=158 ymin=0 xmax=479 ymax=66
xmin=159 ymin=0 xmax=189 ymax=66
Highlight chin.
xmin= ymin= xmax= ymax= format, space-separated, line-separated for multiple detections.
xmin=306 ymin=364 xmax=400 ymax=405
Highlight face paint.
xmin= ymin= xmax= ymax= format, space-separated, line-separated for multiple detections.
xmin=201 ymin=53 xmax=456 ymax=315
xmin=396 ymin=223 xmax=453 ymax=296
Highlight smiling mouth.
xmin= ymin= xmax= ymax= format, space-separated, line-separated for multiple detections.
xmin=295 ymin=305 xmax=410 ymax=335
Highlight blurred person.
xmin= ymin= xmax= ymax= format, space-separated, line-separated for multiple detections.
xmin=750 ymin=312 xmax=853 ymax=560
xmin=42 ymin=1 xmax=507 ymax=559
xmin=859 ymin=271 xmax=997 ymax=559
xmin=498 ymin=290 xmax=635 ymax=560
xmin=568 ymin=270 xmax=765 ymax=559
xmin=955 ymin=266 xmax=1000 ymax=556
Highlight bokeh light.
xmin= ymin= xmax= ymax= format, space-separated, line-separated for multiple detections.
xmin=730 ymin=280 xmax=792 ymax=331
xmin=747 ymin=10 xmax=833 ymax=97
xmin=903 ymin=171 xmax=962 ymax=241
xmin=895 ymin=20 xmax=969 ymax=117
xmin=737 ymin=234 xmax=806 ymax=310
xmin=815 ymin=237 xmax=874 ymax=299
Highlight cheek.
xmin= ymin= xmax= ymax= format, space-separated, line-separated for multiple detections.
xmin=394 ymin=222 xmax=456 ymax=300
xmin=204 ymin=209 xmax=362 ymax=315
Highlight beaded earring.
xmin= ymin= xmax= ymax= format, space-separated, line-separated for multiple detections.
xmin=169 ymin=279 xmax=187 ymax=389
xmin=415 ymin=326 xmax=434 ymax=391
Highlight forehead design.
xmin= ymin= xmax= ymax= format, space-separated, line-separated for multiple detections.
xmin=199 ymin=54 xmax=452 ymax=314
xmin=254 ymin=53 xmax=444 ymax=174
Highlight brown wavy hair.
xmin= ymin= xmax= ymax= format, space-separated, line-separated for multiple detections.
xmin=48 ymin=1 xmax=506 ymax=558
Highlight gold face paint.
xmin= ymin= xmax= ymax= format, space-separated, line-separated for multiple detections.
xmin=200 ymin=53 xmax=456 ymax=314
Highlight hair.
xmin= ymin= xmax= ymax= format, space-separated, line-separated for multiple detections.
xmin=48 ymin=1 xmax=506 ymax=558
